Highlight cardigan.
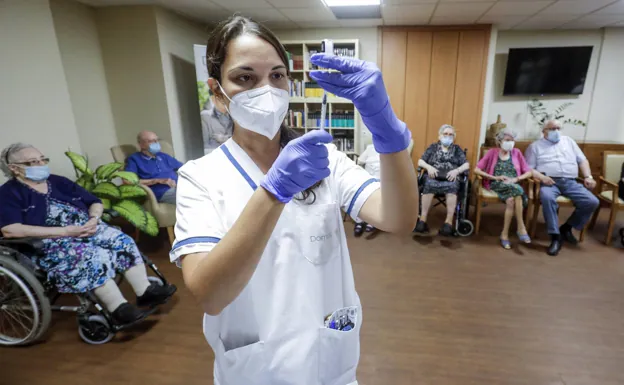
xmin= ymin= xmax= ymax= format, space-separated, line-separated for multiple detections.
xmin=0 ymin=174 xmax=101 ymax=232
xmin=476 ymin=148 xmax=531 ymax=190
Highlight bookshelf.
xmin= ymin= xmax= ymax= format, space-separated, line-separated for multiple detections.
xmin=282 ymin=39 xmax=360 ymax=157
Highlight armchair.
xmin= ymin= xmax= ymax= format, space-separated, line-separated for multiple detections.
xmin=110 ymin=142 xmax=177 ymax=245
xmin=589 ymin=151 xmax=624 ymax=245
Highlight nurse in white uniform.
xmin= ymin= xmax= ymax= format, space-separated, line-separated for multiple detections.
xmin=170 ymin=15 xmax=419 ymax=385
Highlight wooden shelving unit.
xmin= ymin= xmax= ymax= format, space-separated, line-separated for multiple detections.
xmin=282 ymin=39 xmax=360 ymax=157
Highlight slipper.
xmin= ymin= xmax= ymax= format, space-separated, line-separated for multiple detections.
xmin=365 ymin=224 xmax=375 ymax=232
xmin=500 ymin=238 xmax=511 ymax=250
xmin=517 ymin=232 xmax=531 ymax=244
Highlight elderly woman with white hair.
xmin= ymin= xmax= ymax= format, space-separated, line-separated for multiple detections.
xmin=474 ymin=128 xmax=532 ymax=249
xmin=415 ymin=124 xmax=470 ymax=236
xmin=0 ymin=143 xmax=175 ymax=325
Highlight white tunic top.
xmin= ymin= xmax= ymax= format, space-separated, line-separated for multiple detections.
xmin=170 ymin=139 xmax=380 ymax=385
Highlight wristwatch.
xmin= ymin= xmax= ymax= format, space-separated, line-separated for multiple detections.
xmin=584 ymin=175 xmax=594 ymax=180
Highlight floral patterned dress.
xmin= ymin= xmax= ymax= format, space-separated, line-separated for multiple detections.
xmin=421 ymin=143 xmax=467 ymax=195
xmin=490 ymin=156 xmax=528 ymax=207
xmin=40 ymin=196 xmax=143 ymax=293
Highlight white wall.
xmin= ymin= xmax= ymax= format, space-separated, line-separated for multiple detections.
xmin=95 ymin=6 xmax=171 ymax=149
xmin=0 ymin=0 xmax=81 ymax=183
xmin=155 ymin=8 xmax=209 ymax=162
xmin=487 ymin=30 xmax=604 ymax=141
xmin=275 ymin=27 xmax=378 ymax=148
xmin=586 ymin=28 xmax=624 ymax=143
xmin=50 ymin=0 xmax=119 ymax=167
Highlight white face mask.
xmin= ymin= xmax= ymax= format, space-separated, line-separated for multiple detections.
xmin=218 ymin=83 xmax=289 ymax=140
xmin=501 ymin=141 xmax=515 ymax=152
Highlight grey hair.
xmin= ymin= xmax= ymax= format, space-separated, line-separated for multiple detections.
xmin=438 ymin=124 xmax=456 ymax=136
xmin=495 ymin=128 xmax=517 ymax=142
xmin=0 ymin=143 xmax=34 ymax=178
xmin=543 ymin=119 xmax=562 ymax=130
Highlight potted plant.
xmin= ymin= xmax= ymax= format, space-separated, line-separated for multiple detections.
xmin=528 ymin=99 xmax=586 ymax=136
xmin=65 ymin=151 xmax=159 ymax=236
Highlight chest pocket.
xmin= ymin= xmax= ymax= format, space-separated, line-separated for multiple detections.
xmin=295 ymin=202 xmax=342 ymax=265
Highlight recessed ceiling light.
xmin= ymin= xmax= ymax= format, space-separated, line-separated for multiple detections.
xmin=322 ymin=0 xmax=381 ymax=6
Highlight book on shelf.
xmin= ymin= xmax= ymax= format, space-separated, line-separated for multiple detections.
xmin=288 ymin=79 xmax=304 ymax=97
xmin=332 ymin=131 xmax=355 ymax=153
xmin=304 ymin=82 xmax=335 ymax=98
xmin=286 ymin=51 xmax=304 ymax=71
xmin=309 ymin=47 xmax=356 ymax=70
xmin=287 ymin=109 xmax=304 ymax=128
xmin=331 ymin=110 xmax=355 ymax=128
xmin=306 ymin=111 xmax=329 ymax=128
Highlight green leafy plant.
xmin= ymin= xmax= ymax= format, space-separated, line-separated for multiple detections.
xmin=197 ymin=81 xmax=210 ymax=109
xmin=528 ymin=99 xmax=587 ymax=128
xmin=65 ymin=151 xmax=159 ymax=236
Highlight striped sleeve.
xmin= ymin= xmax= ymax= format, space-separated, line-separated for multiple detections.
xmin=169 ymin=161 xmax=225 ymax=267
xmin=330 ymin=145 xmax=381 ymax=221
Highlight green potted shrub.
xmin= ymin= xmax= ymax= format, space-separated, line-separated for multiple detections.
xmin=528 ymin=99 xmax=586 ymax=136
xmin=65 ymin=151 xmax=159 ymax=236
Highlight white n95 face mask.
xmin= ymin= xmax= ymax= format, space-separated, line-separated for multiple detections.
xmin=501 ymin=141 xmax=515 ymax=152
xmin=218 ymin=83 xmax=289 ymax=140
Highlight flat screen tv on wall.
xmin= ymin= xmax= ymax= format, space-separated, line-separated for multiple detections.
xmin=503 ymin=46 xmax=593 ymax=96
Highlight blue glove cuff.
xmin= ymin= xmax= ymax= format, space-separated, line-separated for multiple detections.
xmin=260 ymin=179 xmax=293 ymax=204
xmin=361 ymin=100 xmax=411 ymax=154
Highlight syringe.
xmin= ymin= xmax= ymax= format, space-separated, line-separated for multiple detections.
xmin=319 ymin=39 xmax=333 ymax=132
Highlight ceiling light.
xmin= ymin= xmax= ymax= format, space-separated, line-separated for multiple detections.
xmin=322 ymin=0 xmax=381 ymax=6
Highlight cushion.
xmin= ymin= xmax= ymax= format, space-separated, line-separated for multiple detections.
xmin=479 ymin=188 xmax=499 ymax=198
xmin=600 ymin=190 xmax=624 ymax=205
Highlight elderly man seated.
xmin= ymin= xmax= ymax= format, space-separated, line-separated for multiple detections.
xmin=125 ymin=131 xmax=183 ymax=205
xmin=525 ymin=120 xmax=599 ymax=256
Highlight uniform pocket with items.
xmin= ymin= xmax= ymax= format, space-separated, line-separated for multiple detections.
xmin=318 ymin=306 xmax=360 ymax=385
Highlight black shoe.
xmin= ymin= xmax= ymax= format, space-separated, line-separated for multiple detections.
xmin=414 ymin=220 xmax=429 ymax=234
xmin=137 ymin=283 xmax=177 ymax=308
xmin=354 ymin=223 xmax=365 ymax=237
xmin=365 ymin=224 xmax=375 ymax=232
xmin=439 ymin=223 xmax=453 ymax=237
xmin=547 ymin=234 xmax=562 ymax=256
xmin=560 ymin=224 xmax=578 ymax=245
xmin=111 ymin=302 xmax=145 ymax=325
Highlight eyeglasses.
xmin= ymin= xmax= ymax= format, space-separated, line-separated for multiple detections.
xmin=11 ymin=158 xmax=50 ymax=167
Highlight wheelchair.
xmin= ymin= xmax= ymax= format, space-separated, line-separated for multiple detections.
xmin=416 ymin=150 xmax=474 ymax=237
xmin=0 ymin=236 xmax=176 ymax=346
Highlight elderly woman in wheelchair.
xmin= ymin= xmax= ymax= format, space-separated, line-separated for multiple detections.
xmin=415 ymin=124 xmax=471 ymax=236
xmin=474 ymin=129 xmax=533 ymax=249
xmin=0 ymin=143 xmax=176 ymax=341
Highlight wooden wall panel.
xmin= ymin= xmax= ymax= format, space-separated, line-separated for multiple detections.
xmin=427 ymin=31 xmax=459 ymax=147
xmin=381 ymin=31 xmax=407 ymax=120
xmin=404 ymin=31 xmax=432 ymax=165
xmin=452 ymin=30 xmax=487 ymax=163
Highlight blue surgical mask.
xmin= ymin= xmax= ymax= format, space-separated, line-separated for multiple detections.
xmin=24 ymin=165 xmax=50 ymax=181
xmin=546 ymin=130 xmax=561 ymax=143
xmin=440 ymin=136 xmax=454 ymax=147
xmin=148 ymin=142 xmax=161 ymax=154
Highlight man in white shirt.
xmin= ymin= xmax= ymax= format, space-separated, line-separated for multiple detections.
xmin=525 ymin=120 xmax=599 ymax=256
xmin=354 ymin=144 xmax=380 ymax=236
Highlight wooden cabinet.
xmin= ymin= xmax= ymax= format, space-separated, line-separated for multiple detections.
xmin=380 ymin=26 xmax=491 ymax=169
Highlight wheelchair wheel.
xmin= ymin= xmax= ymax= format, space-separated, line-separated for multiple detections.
xmin=0 ymin=255 xmax=51 ymax=346
xmin=78 ymin=314 xmax=114 ymax=345
xmin=456 ymin=220 xmax=474 ymax=237
xmin=147 ymin=276 xmax=164 ymax=286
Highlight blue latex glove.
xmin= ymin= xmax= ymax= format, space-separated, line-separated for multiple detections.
xmin=309 ymin=53 xmax=411 ymax=154
xmin=261 ymin=130 xmax=333 ymax=203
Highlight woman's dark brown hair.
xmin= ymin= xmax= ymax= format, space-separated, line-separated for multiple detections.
xmin=206 ymin=15 xmax=320 ymax=202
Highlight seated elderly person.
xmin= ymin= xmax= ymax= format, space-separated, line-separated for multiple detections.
xmin=125 ymin=131 xmax=183 ymax=205
xmin=414 ymin=124 xmax=470 ymax=236
xmin=0 ymin=143 xmax=175 ymax=325
xmin=525 ymin=120 xmax=599 ymax=256
xmin=475 ymin=128 xmax=532 ymax=249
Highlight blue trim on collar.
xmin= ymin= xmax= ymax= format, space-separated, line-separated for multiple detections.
xmin=347 ymin=178 xmax=379 ymax=216
xmin=220 ymin=145 xmax=257 ymax=190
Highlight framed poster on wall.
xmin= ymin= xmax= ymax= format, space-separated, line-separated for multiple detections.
xmin=194 ymin=44 xmax=233 ymax=154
